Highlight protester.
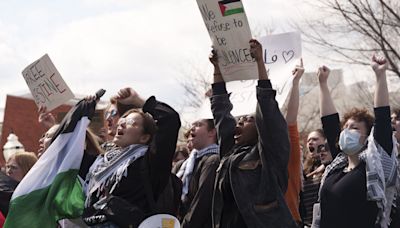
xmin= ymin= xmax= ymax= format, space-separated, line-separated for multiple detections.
xmin=5 ymin=152 xmax=37 ymax=182
xmin=317 ymin=143 xmax=332 ymax=166
xmin=284 ymin=59 xmax=304 ymax=226
xmin=303 ymin=129 xmax=325 ymax=177
xmin=82 ymin=87 xmax=181 ymax=227
xmin=38 ymin=124 xmax=60 ymax=158
xmin=0 ymin=171 xmax=18 ymax=217
xmin=174 ymin=118 xmax=219 ymax=227
xmin=100 ymin=98 xmax=120 ymax=151
xmin=390 ymin=108 xmax=400 ymax=228
xmin=209 ymin=39 xmax=297 ymax=227
xmin=312 ymin=55 xmax=398 ymax=228
xmin=300 ymin=129 xmax=327 ymax=227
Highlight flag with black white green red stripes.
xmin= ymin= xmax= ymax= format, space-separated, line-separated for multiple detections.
xmin=4 ymin=91 xmax=102 ymax=228
xmin=218 ymin=0 xmax=244 ymax=16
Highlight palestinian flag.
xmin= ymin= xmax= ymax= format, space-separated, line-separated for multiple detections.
xmin=218 ymin=0 xmax=244 ymax=16
xmin=4 ymin=91 xmax=101 ymax=228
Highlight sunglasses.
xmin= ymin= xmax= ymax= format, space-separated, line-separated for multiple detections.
xmin=104 ymin=109 xmax=118 ymax=119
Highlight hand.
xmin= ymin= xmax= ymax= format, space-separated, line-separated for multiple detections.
xmin=205 ymin=88 xmax=212 ymax=98
xmin=113 ymin=87 xmax=144 ymax=107
xmin=38 ymin=106 xmax=56 ymax=129
xmin=371 ymin=54 xmax=388 ymax=76
xmin=317 ymin=65 xmax=330 ymax=84
xmin=84 ymin=95 xmax=97 ymax=102
xmin=249 ymin=39 xmax=263 ymax=63
xmin=292 ymin=58 xmax=304 ymax=84
xmin=209 ymin=48 xmax=224 ymax=82
xmin=306 ymin=164 xmax=325 ymax=178
xmin=209 ymin=49 xmax=219 ymax=67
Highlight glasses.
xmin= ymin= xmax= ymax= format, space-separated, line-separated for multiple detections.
xmin=104 ymin=109 xmax=118 ymax=119
xmin=117 ymin=117 xmax=139 ymax=128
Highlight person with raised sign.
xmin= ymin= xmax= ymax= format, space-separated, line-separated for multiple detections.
xmin=209 ymin=39 xmax=297 ymax=228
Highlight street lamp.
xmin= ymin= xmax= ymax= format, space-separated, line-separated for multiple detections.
xmin=3 ymin=131 xmax=25 ymax=162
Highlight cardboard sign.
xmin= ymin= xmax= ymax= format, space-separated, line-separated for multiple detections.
xmin=189 ymin=32 xmax=302 ymax=120
xmin=196 ymin=0 xmax=257 ymax=81
xmin=22 ymin=54 xmax=74 ymax=111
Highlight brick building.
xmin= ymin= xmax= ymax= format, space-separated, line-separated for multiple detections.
xmin=0 ymin=93 xmax=108 ymax=167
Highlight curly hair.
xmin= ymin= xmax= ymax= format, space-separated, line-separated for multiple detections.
xmin=341 ymin=108 xmax=374 ymax=135
xmin=393 ymin=108 xmax=400 ymax=119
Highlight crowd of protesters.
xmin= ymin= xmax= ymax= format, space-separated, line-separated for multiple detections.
xmin=0 ymin=38 xmax=399 ymax=228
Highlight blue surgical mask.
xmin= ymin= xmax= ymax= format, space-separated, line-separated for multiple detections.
xmin=339 ymin=128 xmax=365 ymax=155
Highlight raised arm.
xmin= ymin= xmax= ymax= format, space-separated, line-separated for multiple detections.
xmin=286 ymin=59 xmax=304 ymax=124
xmin=284 ymin=59 xmax=304 ymax=222
xmin=251 ymin=39 xmax=290 ymax=190
xmin=38 ymin=106 xmax=56 ymax=130
xmin=372 ymin=55 xmax=389 ymax=107
xmin=115 ymin=87 xmax=181 ymax=193
xmin=371 ymin=55 xmax=393 ymax=154
xmin=209 ymin=50 xmax=236 ymax=157
xmin=318 ymin=66 xmax=337 ymax=117
xmin=318 ymin=66 xmax=341 ymax=159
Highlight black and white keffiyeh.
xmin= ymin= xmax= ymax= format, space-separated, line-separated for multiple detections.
xmin=84 ymin=144 xmax=148 ymax=207
xmin=313 ymin=128 xmax=398 ymax=227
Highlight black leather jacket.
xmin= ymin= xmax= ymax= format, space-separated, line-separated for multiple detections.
xmin=210 ymin=80 xmax=297 ymax=228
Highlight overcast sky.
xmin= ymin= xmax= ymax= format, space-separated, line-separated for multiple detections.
xmin=0 ymin=0 xmax=350 ymax=122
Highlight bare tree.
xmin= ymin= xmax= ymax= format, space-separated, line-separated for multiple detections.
xmin=297 ymin=0 xmax=400 ymax=78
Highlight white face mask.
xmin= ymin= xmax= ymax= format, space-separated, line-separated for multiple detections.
xmin=339 ymin=128 xmax=365 ymax=155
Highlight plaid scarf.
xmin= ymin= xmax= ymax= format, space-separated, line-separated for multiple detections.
xmin=314 ymin=128 xmax=398 ymax=227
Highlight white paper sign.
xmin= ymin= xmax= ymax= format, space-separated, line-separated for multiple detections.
xmin=22 ymin=54 xmax=74 ymax=111
xmin=196 ymin=0 xmax=257 ymax=81
xmin=189 ymin=32 xmax=302 ymax=120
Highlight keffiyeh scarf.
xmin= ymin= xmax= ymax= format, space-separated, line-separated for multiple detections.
xmin=84 ymin=144 xmax=148 ymax=207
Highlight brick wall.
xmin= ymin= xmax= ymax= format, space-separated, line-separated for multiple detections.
xmin=0 ymin=95 xmax=72 ymax=166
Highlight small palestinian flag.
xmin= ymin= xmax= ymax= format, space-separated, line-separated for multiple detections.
xmin=218 ymin=0 xmax=244 ymax=17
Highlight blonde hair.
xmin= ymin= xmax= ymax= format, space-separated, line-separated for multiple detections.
xmin=9 ymin=152 xmax=38 ymax=177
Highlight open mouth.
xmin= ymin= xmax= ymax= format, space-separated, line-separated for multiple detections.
xmin=116 ymin=128 xmax=124 ymax=136
xmin=234 ymin=127 xmax=242 ymax=140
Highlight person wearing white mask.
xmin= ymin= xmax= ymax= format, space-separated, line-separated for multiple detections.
xmin=312 ymin=55 xmax=398 ymax=228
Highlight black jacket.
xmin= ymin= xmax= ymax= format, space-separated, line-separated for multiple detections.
xmin=211 ymin=80 xmax=296 ymax=228
xmin=83 ymin=96 xmax=181 ymax=226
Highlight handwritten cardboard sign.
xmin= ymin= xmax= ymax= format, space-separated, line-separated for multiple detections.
xmin=22 ymin=54 xmax=74 ymax=111
xmin=188 ymin=32 xmax=302 ymax=120
xmin=196 ymin=0 xmax=257 ymax=82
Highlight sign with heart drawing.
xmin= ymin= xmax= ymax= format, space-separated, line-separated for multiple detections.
xmin=188 ymin=32 xmax=302 ymax=120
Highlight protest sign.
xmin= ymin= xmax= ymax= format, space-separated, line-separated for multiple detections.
xmin=189 ymin=32 xmax=302 ymax=120
xmin=22 ymin=54 xmax=74 ymax=111
xmin=196 ymin=0 xmax=257 ymax=81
